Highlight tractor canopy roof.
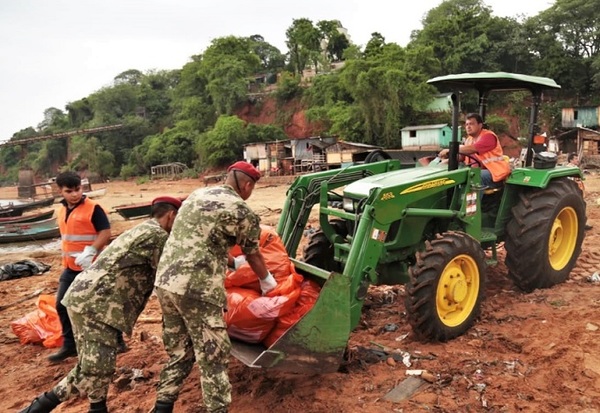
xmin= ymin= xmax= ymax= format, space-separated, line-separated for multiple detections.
xmin=427 ymin=72 xmax=561 ymax=94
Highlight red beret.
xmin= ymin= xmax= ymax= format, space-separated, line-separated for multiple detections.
xmin=227 ymin=161 xmax=261 ymax=182
xmin=152 ymin=196 xmax=182 ymax=210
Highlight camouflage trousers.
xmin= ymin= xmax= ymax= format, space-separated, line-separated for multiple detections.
xmin=155 ymin=288 xmax=231 ymax=412
xmin=53 ymin=309 xmax=119 ymax=403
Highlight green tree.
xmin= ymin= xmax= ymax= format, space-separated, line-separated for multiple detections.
xmin=248 ymin=35 xmax=286 ymax=72
xmin=198 ymin=115 xmax=248 ymax=167
xmin=286 ymin=18 xmax=321 ymax=75
xmin=410 ymin=0 xmax=496 ymax=74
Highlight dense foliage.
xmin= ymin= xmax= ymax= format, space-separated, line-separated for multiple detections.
xmin=1 ymin=0 xmax=598 ymax=183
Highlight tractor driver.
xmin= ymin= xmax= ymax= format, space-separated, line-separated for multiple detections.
xmin=438 ymin=113 xmax=511 ymax=188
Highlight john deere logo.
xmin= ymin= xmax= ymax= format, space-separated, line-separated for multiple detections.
xmin=400 ymin=178 xmax=456 ymax=194
xmin=381 ymin=192 xmax=395 ymax=201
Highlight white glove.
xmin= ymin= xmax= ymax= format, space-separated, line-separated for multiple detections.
xmin=233 ymin=255 xmax=247 ymax=270
xmin=259 ymin=272 xmax=277 ymax=295
xmin=74 ymin=245 xmax=97 ymax=269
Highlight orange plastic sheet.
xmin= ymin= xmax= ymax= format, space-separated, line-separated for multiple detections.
xmin=226 ymin=225 xmax=292 ymax=292
xmin=225 ymin=273 xmax=302 ymax=343
xmin=263 ymin=279 xmax=321 ymax=347
xmin=10 ymin=294 xmax=63 ymax=348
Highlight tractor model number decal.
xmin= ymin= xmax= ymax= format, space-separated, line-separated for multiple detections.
xmin=466 ymin=191 xmax=477 ymax=216
xmin=371 ymin=228 xmax=387 ymax=242
xmin=400 ymin=178 xmax=456 ymax=194
xmin=380 ymin=191 xmax=395 ymax=201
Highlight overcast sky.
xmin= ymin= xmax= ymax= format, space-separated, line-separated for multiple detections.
xmin=0 ymin=0 xmax=553 ymax=141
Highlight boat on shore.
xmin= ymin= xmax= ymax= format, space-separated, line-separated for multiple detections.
xmin=114 ymin=195 xmax=187 ymax=220
xmin=0 ymin=209 xmax=54 ymax=224
xmin=84 ymin=188 xmax=107 ymax=199
xmin=0 ymin=197 xmax=55 ymax=218
xmin=114 ymin=201 xmax=152 ymax=220
xmin=0 ymin=217 xmax=58 ymax=233
xmin=0 ymin=217 xmax=60 ymax=244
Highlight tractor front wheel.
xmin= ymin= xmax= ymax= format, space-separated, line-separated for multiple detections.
xmin=302 ymin=219 xmax=348 ymax=272
xmin=405 ymin=231 xmax=486 ymax=342
xmin=505 ymin=178 xmax=585 ymax=292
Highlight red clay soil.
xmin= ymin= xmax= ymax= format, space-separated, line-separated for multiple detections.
xmin=237 ymin=98 xmax=324 ymax=139
xmin=1 ymin=176 xmax=600 ymax=413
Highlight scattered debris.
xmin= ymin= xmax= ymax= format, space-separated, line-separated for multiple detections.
xmin=586 ymin=323 xmax=598 ymax=331
xmin=382 ymin=376 xmax=426 ymax=402
xmin=369 ymin=341 xmax=412 ymax=367
xmin=587 ymin=272 xmax=600 ymax=283
xmin=395 ymin=333 xmax=409 ymax=342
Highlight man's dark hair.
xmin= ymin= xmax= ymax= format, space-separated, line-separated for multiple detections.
xmin=568 ymin=152 xmax=577 ymax=163
xmin=465 ymin=113 xmax=484 ymax=124
xmin=55 ymin=171 xmax=81 ymax=189
xmin=151 ymin=203 xmax=178 ymax=218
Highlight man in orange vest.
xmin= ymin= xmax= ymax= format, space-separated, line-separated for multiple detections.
xmin=439 ymin=113 xmax=511 ymax=187
xmin=48 ymin=171 xmax=112 ymax=363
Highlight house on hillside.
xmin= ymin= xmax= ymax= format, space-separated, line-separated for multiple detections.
xmin=562 ymin=106 xmax=600 ymax=128
xmin=243 ymin=140 xmax=292 ymax=175
xmin=552 ymin=127 xmax=600 ymax=157
xmin=325 ymin=141 xmax=382 ymax=167
xmin=290 ymin=136 xmax=337 ymax=173
xmin=558 ymin=106 xmax=600 ymax=159
xmin=401 ymin=124 xmax=456 ymax=150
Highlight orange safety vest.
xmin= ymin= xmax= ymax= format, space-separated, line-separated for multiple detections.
xmin=58 ymin=198 xmax=100 ymax=271
xmin=464 ymin=129 xmax=511 ymax=182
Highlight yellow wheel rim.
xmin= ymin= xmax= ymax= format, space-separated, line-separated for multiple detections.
xmin=548 ymin=206 xmax=578 ymax=271
xmin=436 ymin=254 xmax=480 ymax=327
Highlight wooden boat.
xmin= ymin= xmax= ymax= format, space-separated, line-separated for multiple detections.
xmin=0 ymin=217 xmax=58 ymax=233
xmin=114 ymin=195 xmax=188 ymax=220
xmin=0 ymin=196 xmax=55 ymax=218
xmin=0 ymin=226 xmax=60 ymax=244
xmin=0 ymin=209 xmax=54 ymax=224
xmin=84 ymin=188 xmax=107 ymax=199
xmin=114 ymin=201 xmax=152 ymax=220
xmin=0 ymin=217 xmax=60 ymax=244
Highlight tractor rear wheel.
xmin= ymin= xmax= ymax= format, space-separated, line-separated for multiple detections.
xmin=505 ymin=178 xmax=585 ymax=292
xmin=302 ymin=219 xmax=348 ymax=272
xmin=405 ymin=231 xmax=486 ymax=342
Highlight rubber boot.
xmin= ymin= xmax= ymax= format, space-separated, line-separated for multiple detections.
xmin=88 ymin=400 xmax=108 ymax=413
xmin=18 ymin=390 xmax=61 ymax=413
xmin=152 ymin=401 xmax=174 ymax=413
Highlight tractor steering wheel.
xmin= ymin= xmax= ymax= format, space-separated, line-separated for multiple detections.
xmin=460 ymin=153 xmax=482 ymax=167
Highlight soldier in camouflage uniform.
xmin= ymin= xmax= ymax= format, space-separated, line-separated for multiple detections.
xmin=17 ymin=196 xmax=182 ymax=413
xmin=151 ymin=161 xmax=277 ymax=413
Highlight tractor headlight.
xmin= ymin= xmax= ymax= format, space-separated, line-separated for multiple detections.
xmin=343 ymin=197 xmax=355 ymax=212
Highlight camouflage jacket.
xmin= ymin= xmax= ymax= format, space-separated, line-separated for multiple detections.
xmin=62 ymin=219 xmax=169 ymax=334
xmin=154 ymin=184 xmax=261 ymax=307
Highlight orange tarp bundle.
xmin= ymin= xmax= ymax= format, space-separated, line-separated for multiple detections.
xmin=263 ymin=279 xmax=321 ymax=347
xmin=225 ymin=272 xmax=302 ymax=343
xmin=225 ymin=225 xmax=321 ymax=345
xmin=226 ymin=225 xmax=292 ymax=292
xmin=10 ymin=294 xmax=63 ymax=348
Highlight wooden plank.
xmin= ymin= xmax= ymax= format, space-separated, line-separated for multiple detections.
xmin=382 ymin=376 xmax=425 ymax=402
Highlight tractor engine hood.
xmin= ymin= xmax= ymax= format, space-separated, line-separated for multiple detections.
xmin=344 ymin=163 xmax=450 ymax=199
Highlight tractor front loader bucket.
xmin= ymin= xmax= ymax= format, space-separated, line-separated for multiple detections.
xmin=230 ymin=259 xmax=352 ymax=374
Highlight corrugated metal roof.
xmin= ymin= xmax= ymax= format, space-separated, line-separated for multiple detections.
xmin=401 ymin=124 xmax=449 ymax=131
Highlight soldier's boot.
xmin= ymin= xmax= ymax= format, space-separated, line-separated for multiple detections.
xmin=88 ymin=400 xmax=108 ymax=413
xmin=18 ymin=390 xmax=61 ymax=413
xmin=150 ymin=401 xmax=174 ymax=413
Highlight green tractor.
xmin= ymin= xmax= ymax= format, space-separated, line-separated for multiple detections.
xmin=230 ymin=72 xmax=586 ymax=374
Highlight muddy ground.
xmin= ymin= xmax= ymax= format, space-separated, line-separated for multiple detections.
xmin=0 ymin=173 xmax=599 ymax=413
